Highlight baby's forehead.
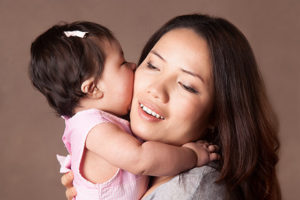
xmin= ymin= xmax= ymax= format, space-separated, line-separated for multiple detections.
xmin=104 ymin=39 xmax=124 ymax=55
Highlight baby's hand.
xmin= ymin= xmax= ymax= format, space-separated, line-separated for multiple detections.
xmin=183 ymin=140 xmax=219 ymax=167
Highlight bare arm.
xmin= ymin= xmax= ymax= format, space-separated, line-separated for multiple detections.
xmin=86 ymin=122 xmax=216 ymax=176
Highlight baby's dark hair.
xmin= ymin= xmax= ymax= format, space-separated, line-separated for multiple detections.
xmin=29 ymin=21 xmax=116 ymax=117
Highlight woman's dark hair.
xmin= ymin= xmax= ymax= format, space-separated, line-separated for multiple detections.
xmin=139 ymin=14 xmax=281 ymax=200
xmin=29 ymin=21 xmax=115 ymax=117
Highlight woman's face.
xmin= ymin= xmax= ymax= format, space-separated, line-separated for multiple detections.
xmin=130 ymin=28 xmax=214 ymax=145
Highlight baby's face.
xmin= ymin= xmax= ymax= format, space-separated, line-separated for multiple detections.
xmin=97 ymin=40 xmax=136 ymax=116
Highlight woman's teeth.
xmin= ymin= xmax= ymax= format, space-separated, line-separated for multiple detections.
xmin=140 ymin=103 xmax=165 ymax=119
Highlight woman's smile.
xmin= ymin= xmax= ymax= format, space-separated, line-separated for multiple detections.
xmin=139 ymin=103 xmax=165 ymax=120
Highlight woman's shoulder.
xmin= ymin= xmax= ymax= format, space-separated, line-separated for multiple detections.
xmin=182 ymin=163 xmax=219 ymax=178
xmin=142 ymin=164 xmax=227 ymax=200
xmin=178 ymin=164 xmax=224 ymax=192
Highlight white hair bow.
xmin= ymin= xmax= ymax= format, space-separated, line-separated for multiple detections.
xmin=64 ymin=30 xmax=88 ymax=38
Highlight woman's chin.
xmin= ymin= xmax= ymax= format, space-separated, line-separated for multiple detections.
xmin=131 ymin=123 xmax=152 ymax=140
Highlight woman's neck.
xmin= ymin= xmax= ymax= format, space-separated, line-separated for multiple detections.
xmin=143 ymin=176 xmax=174 ymax=197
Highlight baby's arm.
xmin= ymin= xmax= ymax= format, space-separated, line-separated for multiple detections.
xmin=86 ymin=122 xmax=218 ymax=176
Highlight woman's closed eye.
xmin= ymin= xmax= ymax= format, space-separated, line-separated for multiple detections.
xmin=178 ymin=81 xmax=199 ymax=94
xmin=146 ymin=62 xmax=159 ymax=70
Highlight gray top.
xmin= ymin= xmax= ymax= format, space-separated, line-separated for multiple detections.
xmin=142 ymin=165 xmax=226 ymax=200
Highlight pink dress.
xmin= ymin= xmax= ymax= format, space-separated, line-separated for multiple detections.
xmin=57 ymin=109 xmax=148 ymax=200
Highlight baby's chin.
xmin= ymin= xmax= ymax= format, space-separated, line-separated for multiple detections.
xmin=118 ymin=103 xmax=131 ymax=117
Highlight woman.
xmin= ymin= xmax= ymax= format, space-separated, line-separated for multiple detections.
xmin=62 ymin=14 xmax=281 ymax=199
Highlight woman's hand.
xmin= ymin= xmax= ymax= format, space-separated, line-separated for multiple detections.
xmin=183 ymin=140 xmax=220 ymax=167
xmin=61 ymin=171 xmax=77 ymax=200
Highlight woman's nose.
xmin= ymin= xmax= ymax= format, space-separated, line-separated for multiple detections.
xmin=147 ymin=79 xmax=169 ymax=103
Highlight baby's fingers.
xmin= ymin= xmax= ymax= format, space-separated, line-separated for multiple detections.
xmin=209 ymin=152 xmax=220 ymax=161
xmin=208 ymin=144 xmax=219 ymax=152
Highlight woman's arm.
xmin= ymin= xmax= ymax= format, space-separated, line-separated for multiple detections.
xmin=86 ymin=122 xmax=218 ymax=176
xmin=61 ymin=171 xmax=76 ymax=200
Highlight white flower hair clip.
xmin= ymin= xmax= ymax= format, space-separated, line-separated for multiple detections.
xmin=64 ymin=30 xmax=88 ymax=38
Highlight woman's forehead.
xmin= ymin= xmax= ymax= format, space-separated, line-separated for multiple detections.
xmin=154 ymin=29 xmax=210 ymax=61
xmin=150 ymin=28 xmax=213 ymax=83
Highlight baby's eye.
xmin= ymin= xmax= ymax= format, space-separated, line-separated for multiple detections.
xmin=178 ymin=82 xmax=199 ymax=94
xmin=121 ymin=61 xmax=128 ymax=66
xmin=146 ymin=62 xmax=159 ymax=70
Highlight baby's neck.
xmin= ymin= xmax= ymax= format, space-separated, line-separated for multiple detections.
xmin=74 ymin=97 xmax=102 ymax=114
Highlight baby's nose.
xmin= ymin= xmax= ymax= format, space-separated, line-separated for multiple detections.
xmin=129 ymin=62 xmax=137 ymax=70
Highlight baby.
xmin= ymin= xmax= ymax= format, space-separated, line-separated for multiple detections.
xmin=29 ymin=21 xmax=218 ymax=199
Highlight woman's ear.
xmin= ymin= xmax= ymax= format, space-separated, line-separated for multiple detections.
xmin=81 ymin=78 xmax=103 ymax=99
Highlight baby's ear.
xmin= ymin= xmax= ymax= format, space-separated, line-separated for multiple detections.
xmin=81 ymin=78 xmax=103 ymax=99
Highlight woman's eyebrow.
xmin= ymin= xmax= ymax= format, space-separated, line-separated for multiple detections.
xmin=150 ymin=50 xmax=166 ymax=62
xmin=151 ymin=50 xmax=205 ymax=83
xmin=181 ymin=68 xmax=205 ymax=83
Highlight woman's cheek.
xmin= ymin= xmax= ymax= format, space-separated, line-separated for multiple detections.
xmin=175 ymin=97 xmax=211 ymax=140
xmin=134 ymin=71 xmax=151 ymax=95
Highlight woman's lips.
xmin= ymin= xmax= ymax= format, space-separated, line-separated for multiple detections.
xmin=137 ymin=101 xmax=165 ymax=122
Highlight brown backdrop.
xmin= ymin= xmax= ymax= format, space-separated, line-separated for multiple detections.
xmin=0 ymin=0 xmax=299 ymax=199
